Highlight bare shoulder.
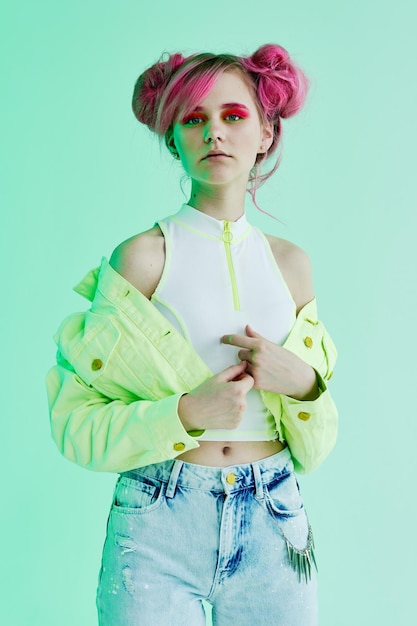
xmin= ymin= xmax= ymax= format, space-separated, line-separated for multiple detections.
xmin=264 ymin=233 xmax=314 ymax=315
xmin=109 ymin=225 xmax=165 ymax=299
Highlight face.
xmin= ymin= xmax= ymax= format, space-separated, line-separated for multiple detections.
xmin=171 ymin=71 xmax=273 ymax=188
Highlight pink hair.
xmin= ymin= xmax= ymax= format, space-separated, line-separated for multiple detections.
xmin=132 ymin=44 xmax=309 ymax=210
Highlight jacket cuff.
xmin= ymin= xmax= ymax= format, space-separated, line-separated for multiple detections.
xmin=144 ymin=393 xmax=200 ymax=459
xmin=279 ymin=374 xmax=338 ymax=474
xmin=280 ymin=372 xmax=329 ymax=422
xmin=283 ymin=369 xmax=327 ymax=405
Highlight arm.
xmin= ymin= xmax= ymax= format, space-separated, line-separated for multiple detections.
xmin=47 ymin=352 xmax=257 ymax=473
xmin=46 ymin=357 xmax=200 ymax=473
xmin=263 ymin=316 xmax=338 ymax=474
xmin=47 ymin=235 xmax=201 ymax=473
xmin=222 ymin=310 xmax=338 ymax=474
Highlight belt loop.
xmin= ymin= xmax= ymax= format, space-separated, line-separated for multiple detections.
xmin=166 ymin=461 xmax=183 ymax=499
xmin=252 ymin=463 xmax=264 ymax=501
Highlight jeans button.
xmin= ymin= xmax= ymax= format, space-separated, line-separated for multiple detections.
xmin=226 ymin=473 xmax=236 ymax=485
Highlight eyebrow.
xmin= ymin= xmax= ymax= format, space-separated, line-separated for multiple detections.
xmin=192 ymin=102 xmax=250 ymax=112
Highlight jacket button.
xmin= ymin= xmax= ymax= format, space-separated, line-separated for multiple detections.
xmin=91 ymin=358 xmax=103 ymax=371
xmin=173 ymin=442 xmax=185 ymax=451
xmin=298 ymin=411 xmax=311 ymax=421
xmin=304 ymin=336 xmax=313 ymax=348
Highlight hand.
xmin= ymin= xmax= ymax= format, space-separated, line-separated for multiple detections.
xmin=221 ymin=325 xmax=319 ymax=400
xmin=178 ymin=361 xmax=254 ymax=432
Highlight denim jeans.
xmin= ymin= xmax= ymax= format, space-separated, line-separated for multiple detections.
xmin=96 ymin=446 xmax=318 ymax=625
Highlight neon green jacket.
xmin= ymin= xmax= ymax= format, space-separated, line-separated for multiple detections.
xmin=46 ymin=258 xmax=338 ymax=474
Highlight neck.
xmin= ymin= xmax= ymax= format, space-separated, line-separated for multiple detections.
xmin=187 ymin=180 xmax=247 ymax=222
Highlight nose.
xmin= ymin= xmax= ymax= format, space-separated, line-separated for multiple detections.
xmin=203 ymin=118 xmax=225 ymax=144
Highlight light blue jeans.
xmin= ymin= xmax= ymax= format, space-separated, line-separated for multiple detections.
xmin=96 ymin=446 xmax=318 ymax=625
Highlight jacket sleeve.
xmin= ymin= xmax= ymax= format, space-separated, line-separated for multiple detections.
xmin=278 ymin=371 xmax=338 ymax=474
xmin=46 ymin=355 xmax=200 ymax=474
xmin=261 ymin=300 xmax=338 ymax=474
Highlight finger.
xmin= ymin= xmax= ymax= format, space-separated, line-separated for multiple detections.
xmin=235 ymin=372 xmax=255 ymax=392
xmin=221 ymin=333 xmax=256 ymax=349
xmin=237 ymin=348 xmax=255 ymax=363
xmin=217 ymin=361 xmax=248 ymax=382
xmin=245 ymin=324 xmax=263 ymax=339
xmin=244 ymin=361 xmax=254 ymax=375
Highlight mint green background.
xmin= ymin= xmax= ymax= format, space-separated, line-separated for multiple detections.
xmin=2 ymin=1 xmax=416 ymax=624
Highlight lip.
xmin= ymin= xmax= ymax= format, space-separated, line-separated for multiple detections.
xmin=201 ymin=150 xmax=230 ymax=161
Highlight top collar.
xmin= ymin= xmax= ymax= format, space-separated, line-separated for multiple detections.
xmin=171 ymin=203 xmax=251 ymax=240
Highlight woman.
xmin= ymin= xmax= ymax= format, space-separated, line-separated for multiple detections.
xmin=47 ymin=44 xmax=338 ymax=626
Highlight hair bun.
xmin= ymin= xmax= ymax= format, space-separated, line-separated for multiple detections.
xmin=250 ymin=43 xmax=291 ymax=73
xmin=132 ymin=52 xmax=185 ymax=130
xmin=241 ymin=44 xmax=309 ymax=119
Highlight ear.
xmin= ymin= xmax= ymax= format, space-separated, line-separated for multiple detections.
xmin=259 ymin=121 xmax=274 ymax=153
xmin=167 ymin=135 xmax=176 ymax=151
xmin=166 ymin=134 xmax=180 ymax=159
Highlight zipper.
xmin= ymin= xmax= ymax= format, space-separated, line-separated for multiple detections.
xmin=223 ymin=221 xmax=240 ymax=311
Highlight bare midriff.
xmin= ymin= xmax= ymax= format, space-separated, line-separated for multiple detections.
xmin=176 ymin=439 xmax=286 ymax=467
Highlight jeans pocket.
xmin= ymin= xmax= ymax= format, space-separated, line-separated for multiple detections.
xmin=111 ymin=476 xmax=164 ymax=515
xmin=264 ymin=471 xmax=317 ymax=582
xmin=264 ymin=471 xmax=304 ymax=519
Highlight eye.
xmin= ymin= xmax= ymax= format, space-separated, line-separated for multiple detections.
xmin=224 ymin=109 xmax=248 ymax=122
xmin=182 ymin=114 xmax=205 ymax=126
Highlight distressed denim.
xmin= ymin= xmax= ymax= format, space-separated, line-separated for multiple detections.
xmin=96 ymin=447 xmax=318 ymax=625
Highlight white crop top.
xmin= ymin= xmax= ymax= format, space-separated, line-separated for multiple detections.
xmin=153 ymin=204 xmax=296 ymax=441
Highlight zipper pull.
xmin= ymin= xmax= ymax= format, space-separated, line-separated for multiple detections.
xmin=223 ymin=221 xmax=233 ymax=243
